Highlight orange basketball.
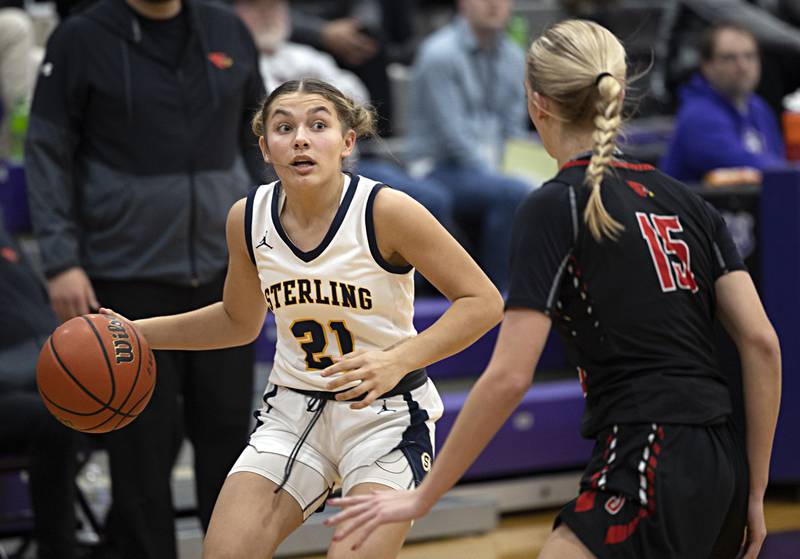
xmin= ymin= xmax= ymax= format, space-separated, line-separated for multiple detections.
xmin=36 ymin=313 xmax=156 ymax=433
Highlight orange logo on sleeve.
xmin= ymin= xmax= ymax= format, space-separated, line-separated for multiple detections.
xmin=1 ymin=247 xmax=19 ymax=263
xmin=208 ymin=52 xmax=233 ymax=69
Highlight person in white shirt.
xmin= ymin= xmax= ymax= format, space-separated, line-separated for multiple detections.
xmin=235 ymin=0 xmax=457 ymax=244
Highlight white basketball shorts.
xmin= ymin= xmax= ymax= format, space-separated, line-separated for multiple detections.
xmin=229 ymin=378 xmax=443 ymax=519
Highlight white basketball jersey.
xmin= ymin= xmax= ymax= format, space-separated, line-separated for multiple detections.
xmin=245 ymin=174 xmax=417 ymax=391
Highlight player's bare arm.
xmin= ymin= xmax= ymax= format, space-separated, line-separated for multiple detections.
xmin=322 ymin=187 xmax=504 ymax=407
xmin=326 ymin=309 xmax=550 ymax=548
xmin=715 ymin=270 xmax=781 ymax=559
xmin=108 ymin=199 xmax=268 ymax=351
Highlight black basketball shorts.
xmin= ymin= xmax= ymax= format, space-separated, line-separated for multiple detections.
xmin=556 ymin=421 xmax=748 ymax=559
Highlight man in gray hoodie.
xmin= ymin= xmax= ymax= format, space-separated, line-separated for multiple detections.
xmin=25 ymin=0 xmax=265 ymax=556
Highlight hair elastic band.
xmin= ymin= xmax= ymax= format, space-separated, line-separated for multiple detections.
xmin=595 ymin=72 xmax=613 ymax=85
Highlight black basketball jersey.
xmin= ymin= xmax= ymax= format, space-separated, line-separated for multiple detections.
xmin=507 ymin=154 xmax=745 ymax=437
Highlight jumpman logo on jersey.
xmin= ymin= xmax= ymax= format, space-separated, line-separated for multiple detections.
xmin=377 ymin=399 xmax=396 ymax=414
xmin=256 ymin=231 xmax=273 ymax=250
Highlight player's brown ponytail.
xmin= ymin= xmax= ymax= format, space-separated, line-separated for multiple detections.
xmin=526 ymin=20 xmax=627 ymax=241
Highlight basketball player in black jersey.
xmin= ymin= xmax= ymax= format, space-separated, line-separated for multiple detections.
xmin=325 ymin=19 xmax=781 ymax=559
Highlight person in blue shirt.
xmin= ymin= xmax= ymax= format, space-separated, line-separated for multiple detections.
xmin=407 ymin=0 xmax=531 ymax=291
xmin=660 ymin=22 xmax=786 ymax=183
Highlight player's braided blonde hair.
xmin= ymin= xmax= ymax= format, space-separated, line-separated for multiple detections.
xmin=527 ymin=20 xmax=627 ymax=241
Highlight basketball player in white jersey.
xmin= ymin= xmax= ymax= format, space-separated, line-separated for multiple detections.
xmin=101 ymin=78 xmax=503 ymax=558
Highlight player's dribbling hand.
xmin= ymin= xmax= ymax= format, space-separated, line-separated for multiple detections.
xmin=97 ymin=307 xmax=132 ymax=324
xmin=324 ymin=489 xmax=430 ymax=551
xmin=321 ymin=349 xmax=409 ymax=409
xmin=741 ymin=495 xmax=766 ymax=559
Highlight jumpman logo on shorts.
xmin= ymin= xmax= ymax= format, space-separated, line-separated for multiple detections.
xmin=256 ymin=231 xmax=273 ymax=250
xmin=377 ymin=399 xmax=396 ymax=414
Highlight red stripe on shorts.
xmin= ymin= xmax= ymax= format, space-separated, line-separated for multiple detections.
xmin=575 ymin=490 xmax=597 ymax=513
xmin=604 ymin=509 xmax=648 ymax=544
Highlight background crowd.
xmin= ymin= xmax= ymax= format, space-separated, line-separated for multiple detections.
xmin=1 ymin=0 xmax=799 ymax=557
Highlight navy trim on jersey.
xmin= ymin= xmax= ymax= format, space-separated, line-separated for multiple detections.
xmin=250 ymin=383 xmax=279 ymax=434
xmin=365 ymin=185 xmax=414 ymax=274
xmin=288 ymin=368 xmax=428 ymax=401
xmin=395 ymin=391 xmax=433 ymax=486
xmin=244 ymin=185 xmax=259 ymax=266
xmin=262 ymin=383 xmax=279 ymax=412
xmin=271 ymin=175 xmax=361 ymax=263
xmin=302 ymin=486 xmax=333 ymax=514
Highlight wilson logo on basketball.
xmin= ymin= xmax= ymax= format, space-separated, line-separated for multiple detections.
xmin=604 ymin=495 xmax=626 ymax=515
xmin=36 ymin=314 xmax=156 ymax=433
xmin=108 ymin=319 xmax=134 ymax=364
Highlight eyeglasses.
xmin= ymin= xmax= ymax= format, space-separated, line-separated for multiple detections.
xmin=714 ymin=51 xmax=759 ymax=64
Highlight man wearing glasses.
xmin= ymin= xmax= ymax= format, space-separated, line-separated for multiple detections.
xmin=660 ymin=22 xmax=787 ymax=183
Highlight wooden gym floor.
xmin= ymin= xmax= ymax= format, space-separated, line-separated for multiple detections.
xmin=309 ymin=492 xmax=800 ymax=559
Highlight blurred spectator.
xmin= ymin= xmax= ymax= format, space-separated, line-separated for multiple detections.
xmin=0 ymin=214 xmax=80 ymax=559
xmin=560 ymin=0 xmax=619 ymax=18
xmin=235 ymin=0 xmax=369 ymax=102
xmin=355 ymin=155 xmax=455 ymax=235
xmin=652 ymin=0 xmax=800 ymax=116
xmin=236 ymin=0 xmax=455 ymax=233
xmin=0 ymin=1 xmax=40 ymax=160
xmin=24 ymin=0 xmax=264 ymax=556
xmin=407 ymin=0 xmax=530 ymax=291
xmin=289 ymin=0 xmax=417 ymax=136
xmin=660 ymin=23 xmax=786 ymax=183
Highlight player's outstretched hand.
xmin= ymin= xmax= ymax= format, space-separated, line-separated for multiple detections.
xmin=321 ymin=349 xmax=409 ymax=409
xmin=324 ymin=489 xmax=430 ymax=550
xmin=741 ymin=494 xmax=767 ymax=559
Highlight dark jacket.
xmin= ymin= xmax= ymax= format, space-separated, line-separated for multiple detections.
xmin=25 ymin=0 xmax=266 ymax=284
xmin=660 ymin=74 xmax=786 ymax=183
xmin=0 ymin=215 xmax=57 ymax=350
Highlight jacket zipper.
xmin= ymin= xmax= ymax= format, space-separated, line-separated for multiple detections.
xmin=177 ymin=67 xmax=199 ymax=287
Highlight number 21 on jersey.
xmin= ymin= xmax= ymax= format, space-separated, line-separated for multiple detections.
xmin=291 ymin=319 xmax=354 ymax=370
xmin=636 ymin=212 xmax=698 ymax=293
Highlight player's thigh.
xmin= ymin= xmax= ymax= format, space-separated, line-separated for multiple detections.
xmin=203 ymin=471 xmax=302 ymax=559
xmin=327 ymin=481 xmax=412 ymax=559
xmin=539 ymin=524 xmax=596 ymax=559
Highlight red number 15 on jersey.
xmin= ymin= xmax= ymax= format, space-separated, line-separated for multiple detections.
xmin=636 ymin=212 xmax=699 ymax=293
